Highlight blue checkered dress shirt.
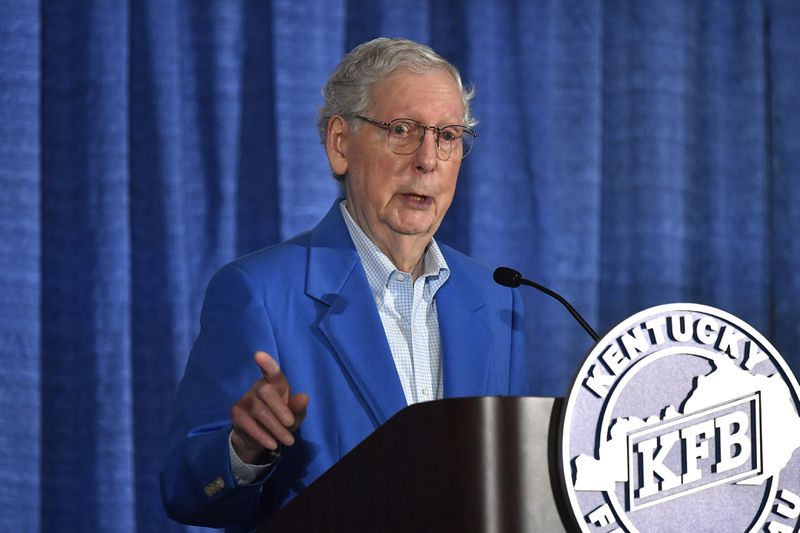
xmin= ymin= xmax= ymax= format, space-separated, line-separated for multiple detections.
xmin=339 ymin=201 xmax=450 ymax=405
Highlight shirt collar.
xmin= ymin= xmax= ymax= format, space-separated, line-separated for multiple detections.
xmin=339 ymin=200 xmax=450 ymax=302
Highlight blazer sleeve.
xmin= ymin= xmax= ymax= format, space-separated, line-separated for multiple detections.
xmin=160 ymin=263 xmax=278 ymax=529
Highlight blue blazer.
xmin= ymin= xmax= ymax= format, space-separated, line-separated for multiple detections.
xmin=161 ymin=202 xmax=530 ymax=530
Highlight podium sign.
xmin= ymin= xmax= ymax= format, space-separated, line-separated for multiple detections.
xmin=560 ymin=304 xmax=800 ymax=532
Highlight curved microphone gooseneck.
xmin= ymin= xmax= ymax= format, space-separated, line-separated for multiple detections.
xmin=493 ymin=266 xmax=599 ymax=342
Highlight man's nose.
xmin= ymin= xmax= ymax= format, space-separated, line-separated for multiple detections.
xmin=414 ymin=128 xmax=439 ymax=172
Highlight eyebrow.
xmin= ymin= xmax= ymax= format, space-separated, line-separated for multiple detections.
xmin=390 ymin=114 xmax=465 ymax=126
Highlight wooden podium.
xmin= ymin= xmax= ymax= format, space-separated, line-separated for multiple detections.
xmin=260 ymin=396 xmax=575 ymax=532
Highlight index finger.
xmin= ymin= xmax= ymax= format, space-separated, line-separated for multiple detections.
xmin=254 ymin=350 xmax=280 ymax=376
xmin=254 ymin=351 xmax=288 ymax=388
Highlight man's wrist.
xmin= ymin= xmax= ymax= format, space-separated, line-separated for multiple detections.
xmin=228 ymin=429 xmax=281 ymax=485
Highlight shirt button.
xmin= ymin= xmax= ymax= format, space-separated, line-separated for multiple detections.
xmin=422 ymin=388 xmax=430 ymax=397
xmin=374 ymin=295 xmax=382 ymax=306
xmin=396 ymin=273 xmax=406 ymax=282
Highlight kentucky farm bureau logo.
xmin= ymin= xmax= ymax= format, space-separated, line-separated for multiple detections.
xmin=561 ymin=304 xmax=800 ymax=532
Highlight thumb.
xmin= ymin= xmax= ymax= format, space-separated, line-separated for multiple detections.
xmin=288 ymin=393 xmax=309 ymax=428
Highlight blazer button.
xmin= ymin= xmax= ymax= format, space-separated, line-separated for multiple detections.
xmin=204 ymin=476 xmax=225 ymax=497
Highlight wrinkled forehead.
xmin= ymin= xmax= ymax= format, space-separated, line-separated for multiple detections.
xmin=366 ymin=67 xmax=464 ymax=121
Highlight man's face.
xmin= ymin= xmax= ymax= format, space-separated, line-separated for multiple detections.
xmin=333 ymin=68 xmax=464 ymax=258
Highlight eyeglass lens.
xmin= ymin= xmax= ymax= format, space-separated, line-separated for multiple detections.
xmin=385 ymin=119 xmax=474 ymax=159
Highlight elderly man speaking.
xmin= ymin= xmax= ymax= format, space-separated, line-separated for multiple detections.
xmin=161 ymin=37 xmax=532 ymax=531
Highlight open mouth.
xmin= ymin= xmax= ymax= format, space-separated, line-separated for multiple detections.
xmin=401 ymin=193 xmax=433 ymax=207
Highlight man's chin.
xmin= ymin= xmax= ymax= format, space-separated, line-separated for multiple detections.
xmin=389 ymin=219 xmax=439 ymax=239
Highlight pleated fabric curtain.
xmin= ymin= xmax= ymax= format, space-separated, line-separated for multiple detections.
xmin=1 ymin=1 xmax=798 ymax=531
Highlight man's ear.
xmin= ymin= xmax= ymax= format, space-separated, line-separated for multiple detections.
xmin=325 ymin=115 xmax=349 ymax=177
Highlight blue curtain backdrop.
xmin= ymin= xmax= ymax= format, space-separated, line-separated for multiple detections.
xmin=1 ymin=0 xmax=799 ymax=530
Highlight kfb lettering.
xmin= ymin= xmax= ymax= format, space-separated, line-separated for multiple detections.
xmin=628 ymin=394 xmax=761 ymax=510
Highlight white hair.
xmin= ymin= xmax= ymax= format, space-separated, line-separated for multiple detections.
xmin=317 ymin=37 xmax=477 ymax=149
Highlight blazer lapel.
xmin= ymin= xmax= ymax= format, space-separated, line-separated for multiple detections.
xmin=436 ymin=255 xmax=492 ymax=398
xmin=305 ymin=203 xmax=407 ymax=427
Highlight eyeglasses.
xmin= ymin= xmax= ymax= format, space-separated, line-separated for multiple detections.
xmin=355 ymin=115 xmax=477 ymax=161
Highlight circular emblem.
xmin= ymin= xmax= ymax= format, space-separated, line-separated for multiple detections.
xmin=561 ymin=304 xmax=800 ymax=532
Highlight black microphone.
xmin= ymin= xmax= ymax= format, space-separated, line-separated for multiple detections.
xmin=493 ymin=267 xmax=599 ymax=341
